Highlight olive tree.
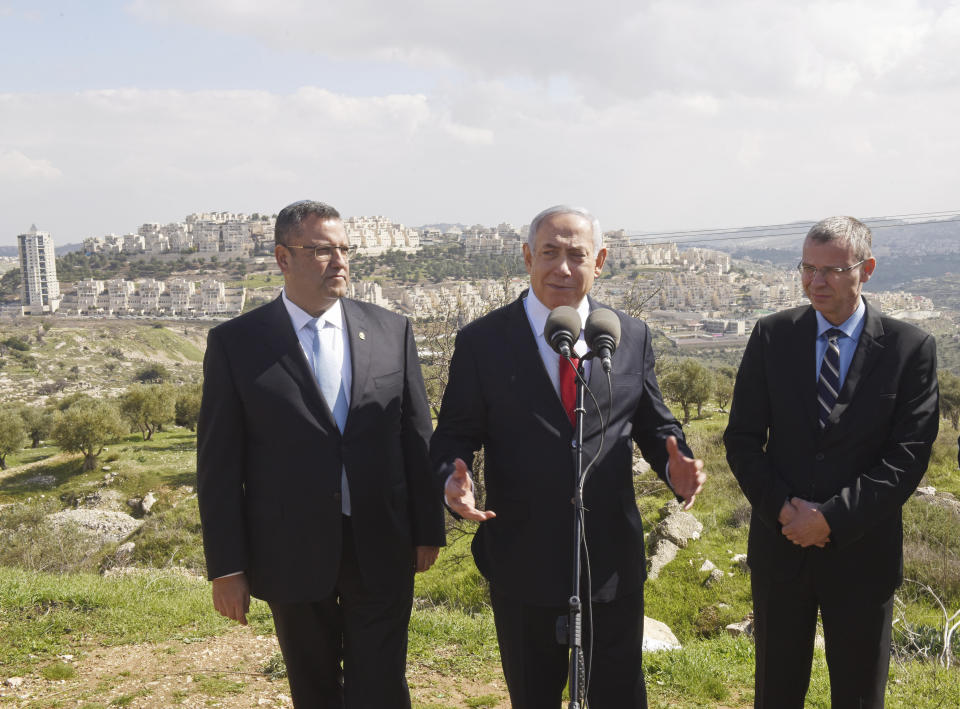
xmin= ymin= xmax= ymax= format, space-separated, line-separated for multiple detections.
xmin=120 ymin=384 xmax=176 ymax=440
xmin=0 ymin=409 xmax=27 ymax=470
xmin=660 ymin=358 xmax=713 ymax=424
xmin=52 ymin=399 xmax=126 ymax=471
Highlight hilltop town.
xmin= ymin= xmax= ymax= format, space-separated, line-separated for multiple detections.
xmin=1 ymin=212 xmax=948 ymax=359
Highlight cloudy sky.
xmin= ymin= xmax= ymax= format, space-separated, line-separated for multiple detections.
xmin=2 ymin=0 xmax=959 ymax=246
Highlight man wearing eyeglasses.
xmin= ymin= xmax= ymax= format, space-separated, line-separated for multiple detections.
xmin=724 ymin=216 xmax=939 ymax=708
xmin=197 ymin=200 xmax=445 ymax=708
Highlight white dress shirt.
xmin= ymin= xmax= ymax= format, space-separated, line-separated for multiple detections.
xmin=522 ymin=289 xmax=592 ymax=398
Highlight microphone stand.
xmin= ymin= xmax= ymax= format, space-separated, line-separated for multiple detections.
xmin=565 ymin=356 xmax=588 ymax=709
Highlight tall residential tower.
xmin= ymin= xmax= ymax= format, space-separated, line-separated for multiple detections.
xmin=17 ymin=225 xmax=61 ymax=315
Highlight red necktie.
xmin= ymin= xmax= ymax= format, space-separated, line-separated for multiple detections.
xmin=559 ymin=354 xmax=580 ymax=428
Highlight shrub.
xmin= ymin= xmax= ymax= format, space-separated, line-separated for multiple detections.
xmin=902 ymin=499 xmax=960 ymax=605
xmin=0 ymin=502 xmax=103 ymax=573
xmin=52 ymin=399 xmax=127 ymax=471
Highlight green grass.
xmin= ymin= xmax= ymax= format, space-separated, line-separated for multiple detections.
xmin=229 ymin=272 xmax=282 ymax=290
xmin=4 ymin=443 xmax=60 ymax=468
xmin=132 ymin=326 xmax=204 ymax=363
xmin=0 ymin=564 xmax=272 ymax=676
xmin=1 ymin=414 xmax=959 ymax=707
xmin=415 ymin=532 xmax=489 ymax=613
xmin=41 ymin=660 xmax=77 ymax=680
xmin=191 ymin=673 xmax=245 ymax=697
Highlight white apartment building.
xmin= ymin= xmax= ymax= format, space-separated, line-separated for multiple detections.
xmin=17 ymin=225 xmax=61 ymax=315
xmin=343 ymin=216 xmax=420 ymax=254
xmin=67 ymin=277 xmax=244 ymax=316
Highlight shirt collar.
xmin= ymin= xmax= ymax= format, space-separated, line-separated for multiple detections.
xmin=524 ymin=288 xmax=590 ymax=338
xmin=282 ymin=288 xmax=344 ymax=332
xmin=816 ymin=296 xmax=865 ymax=339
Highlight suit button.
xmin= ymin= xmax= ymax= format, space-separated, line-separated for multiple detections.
xmin=815 ymin=453 xmax=824 ymax=461
xmin=333 ymin=492 xmax=342 ymax=502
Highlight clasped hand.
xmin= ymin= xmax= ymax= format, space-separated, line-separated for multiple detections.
xmin=779 ymin=498 xmax=831 ymax=548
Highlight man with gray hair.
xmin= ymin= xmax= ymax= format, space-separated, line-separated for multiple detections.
xmin=724 ymin=216 xmax=939 ymax=707
xmin=432 ymin=204 xmax=706 ymax=708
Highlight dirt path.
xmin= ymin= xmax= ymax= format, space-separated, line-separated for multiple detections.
xmin=0 ymin=453 xmax=73 ymax=484
xmin=0 ymin=628 xmax=509 ymax=708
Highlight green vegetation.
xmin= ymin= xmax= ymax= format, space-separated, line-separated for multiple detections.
xmin=119 ymin=384 xmax=176 ymax=440
xmin=52 ymin=399 xmax=127 ymax=471
xmin=351 ymin=244 xmax=526 ymax=284
xmin=0 ymin=267 xmax=20 ymax=301
xmin=0 ymin=408 xmax=27 ymax=469
xmin=659 ymin=358 xmax=713 ymax=423
xmin=0 ymin=353 xmax=958 ymax=706
xmin=54 ymin=251 xmax=223 ymax=283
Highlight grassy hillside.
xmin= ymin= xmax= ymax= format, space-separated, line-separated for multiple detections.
xmin=1 ymin=414 xmax=959 ymax=707
xmin=0 ymin=319 xmax=207 ymax=407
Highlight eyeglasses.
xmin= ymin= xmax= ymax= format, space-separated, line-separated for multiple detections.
xmin=797 ymin=259 xmax=866 ymax=279
xmin=283 ymin=244 xmax=356 ymax=262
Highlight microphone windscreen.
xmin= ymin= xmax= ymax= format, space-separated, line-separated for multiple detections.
xmin=544 ymin=306 xmax=582 ymax=349
xmin=585 ymin=308 xmax=621 ymax=348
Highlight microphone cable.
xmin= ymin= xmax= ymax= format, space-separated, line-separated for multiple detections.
xmin=562 ymin=355 xmax=615 ymax=707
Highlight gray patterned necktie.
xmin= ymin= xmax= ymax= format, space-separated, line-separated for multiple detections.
xmin=817 ymin=328 xmax=844 ymax=428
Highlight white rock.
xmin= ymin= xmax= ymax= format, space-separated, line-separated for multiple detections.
xmin=45 ymin=509 xmax=143 ymax=544
xmin=647 ymin=538 xmax=679 ymax=580
xmin=731 ymin=553 xmax=749 ymax=572
xmin=4 ymin=678 xmax=24 ymax=688
xmin=914 ymin=486 xmax=936 ymax=497
xmin=699 ymin=559 xmax=716 ymax=572
xmin=115 ymin=542 xmax=136 ymax=564
xmin=704 ymin=568 xmax=724 ymax=588
xmin=141 ymin=492 xmax=157 ymax=514
xmin=726 ymin=618 xmax=754 ymax=638
xmin=642 ymin=617 xmax=681 ymax=652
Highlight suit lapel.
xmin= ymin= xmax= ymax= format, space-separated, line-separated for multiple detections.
xmin=584 ymin=297 xmax=611 ymax=436
xmin=265 ymin=295 xmax=339 ymax=431
xmin=504 ymin=295 xmax=571 ymax=432
xmin=341 ymin=299 xmax=370 ymax=432
xmin=791 ymin=307 xmax=822 ymax=430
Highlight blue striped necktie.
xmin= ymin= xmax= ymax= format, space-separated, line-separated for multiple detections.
xmin=817 ymin=328 xmax=844 ymax=428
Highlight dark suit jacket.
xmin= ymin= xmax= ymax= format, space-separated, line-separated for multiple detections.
xmin=724 ymin=300 xmax=939 ymax=601
xmin=430 ymin=294 xmax=691 ymax=606
xmin=197 ymin=296 xmax=445 ymax=602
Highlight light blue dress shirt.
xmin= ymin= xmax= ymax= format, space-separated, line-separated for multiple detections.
xmin=814 ymin=297 xmax=866 ymax=390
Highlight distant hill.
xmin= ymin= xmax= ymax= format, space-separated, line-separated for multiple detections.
xmin=415 ymin=223 xmax=468 ymax=232
xmin=0 ymin=242 xmax=83 ymax=258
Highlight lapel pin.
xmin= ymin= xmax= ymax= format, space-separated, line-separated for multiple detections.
xmin=359 ymin=331 xmax=366 ymax=340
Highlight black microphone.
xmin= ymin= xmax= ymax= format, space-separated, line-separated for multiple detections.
xmin=544 ymin=306 xmax=582 ymax=358
xmin=585 ymin=309 xmax=621 ymax=373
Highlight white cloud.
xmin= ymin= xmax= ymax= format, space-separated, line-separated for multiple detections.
xmin=125 ymin=0 xmax=960 ymax=100
xmin=0 ymin=149 xmax=62 ymax=180
xmin=2 ymin=78 xmax=959 ymax=245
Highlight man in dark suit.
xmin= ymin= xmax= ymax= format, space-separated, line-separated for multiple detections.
xmin=197 ymin=200 xmax=445 ymax=708
xmin=724 ymin=216 xmax=939 ymax=708
xmin=430 ymin=205 xmax=706 ymax=709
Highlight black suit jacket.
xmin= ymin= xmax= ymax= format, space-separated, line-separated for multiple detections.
xmin=430 ymin=294 xmax=691 ymax=606
xmin=724 ymin=300 xmax=939 ymax=601
xmin=197 ymin=296 xmax=445 ymax=602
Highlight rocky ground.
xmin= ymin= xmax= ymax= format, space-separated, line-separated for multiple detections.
xmin=0 ymin=628 xmax=509 ymax=708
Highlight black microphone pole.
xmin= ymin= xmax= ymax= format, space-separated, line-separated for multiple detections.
xmin=566 ymin=354 xmax=587 ymax=709
xmin=566 ymin=308 xmax=620 ymax=708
